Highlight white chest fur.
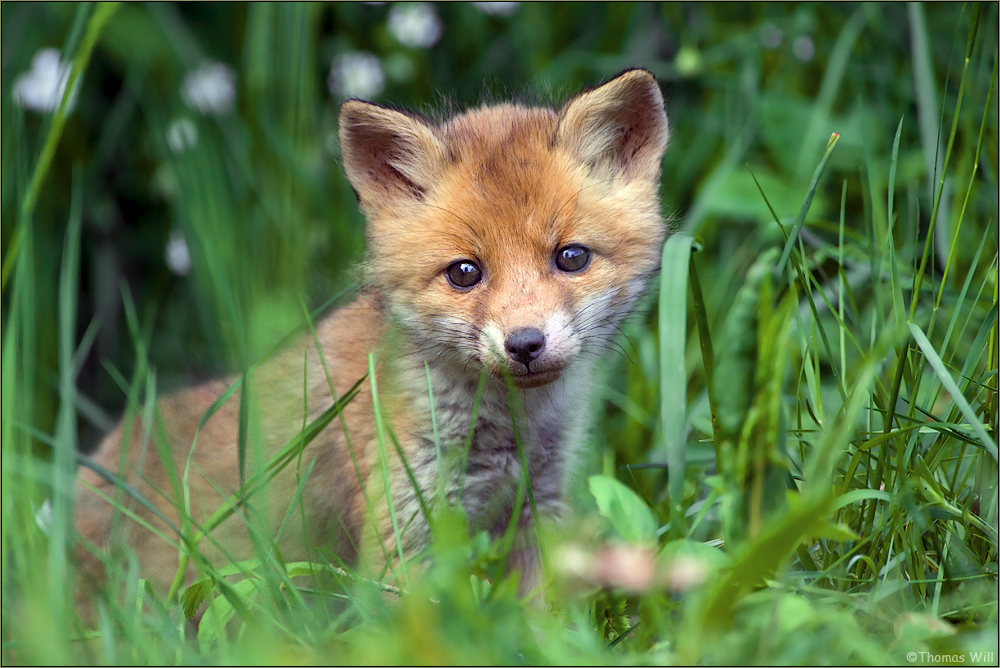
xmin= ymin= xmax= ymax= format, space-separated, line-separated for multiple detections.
xmin=392 ymin=356 xmax=595 ymax=537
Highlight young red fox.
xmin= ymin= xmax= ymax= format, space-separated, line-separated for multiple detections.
xmin=74 ymin=69 xmax=670 ymax=607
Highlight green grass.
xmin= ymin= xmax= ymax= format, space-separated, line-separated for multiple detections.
xmin=2 ymin=2 xmax=998 ymax=665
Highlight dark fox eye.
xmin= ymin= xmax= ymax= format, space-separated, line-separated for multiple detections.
xmin=446 ymin=260 xmax=482 ymax=288
xmin=555 ymin=245 xmax=591 ymax=272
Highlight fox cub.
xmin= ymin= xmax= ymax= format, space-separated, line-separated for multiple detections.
xmin=75 ymin=69 xmax=670 ymax=606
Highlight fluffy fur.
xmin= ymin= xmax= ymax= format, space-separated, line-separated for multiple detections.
xmin=75 ymin=69 xmax=670 ymax=609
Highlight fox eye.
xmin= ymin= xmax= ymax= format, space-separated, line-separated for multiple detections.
xmin=446 ymin=260 xmax=482 ymax=289
xmin=555 ymin=245 xmax=591 ymax=273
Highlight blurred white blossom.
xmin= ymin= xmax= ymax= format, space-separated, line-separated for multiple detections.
xmin=759 ymin=22 xmax=783 ymax=49
xmin=472 ymin=2 xmax=521 ymax=17
xmin=593 ymin=544 xmax=657 ymax=592
xmin=166 ymin=118 xmax=198 ymax=153
xmin=793 ymin=35 xmax=815 ymax=62
xmin=181 ymin=62 xmax=236 ymax=115
xmin=558 ymin=538 xmax=716 ymax=597
xmin=388 ymin=3 xmax=443 ymax=49
xmin=328 ymin=52 xmax=385 ymax=99
xmin=558 ymin=543 xmax=658 ymax=594
xmin=13 ymin=48 xmax=78 ymax=113
xmin=662 ymin=554 xmax=708 ymax=595
xmin=165 ymin=229 xmax=191 ymax=275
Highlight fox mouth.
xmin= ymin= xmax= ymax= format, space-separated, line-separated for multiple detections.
xmin=493 ymin=362 xmax=565 ymax=389
xmin=512 ymin=368 xmax=563 ymax=388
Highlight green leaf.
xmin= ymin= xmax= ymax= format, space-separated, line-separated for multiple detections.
xmin=198 ymin=578 xmax=258 ymax=652
xmin=697 ymin=492 xmax=835 ymax=628
xmin=588 ymin=474 xmax=657 ymax=546
xmin=812 ymin=521 xmax=860 ymax=542
xmin=181 ymin=578 xmax=213 ymax=621
xmin=658 ymin=538 xmax=730 ymax=574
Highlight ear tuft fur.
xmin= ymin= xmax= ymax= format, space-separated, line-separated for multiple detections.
xmin=555 ymin=69 xmax=669 ymax=181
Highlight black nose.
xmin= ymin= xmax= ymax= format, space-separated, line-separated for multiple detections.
xmin=505 ymin=327 xmax=546 ymax=368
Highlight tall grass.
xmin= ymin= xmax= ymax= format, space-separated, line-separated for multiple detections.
xmin=2 ymin=2 xmax=998 ymax=665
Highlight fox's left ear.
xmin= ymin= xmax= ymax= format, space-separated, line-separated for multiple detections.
xmin=339 ymin=100 xmax=446 ymax=215
xmin=556 ymin=69 xmax=669 ymax=181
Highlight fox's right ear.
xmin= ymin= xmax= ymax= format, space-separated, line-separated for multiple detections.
xmin=338 ymin=101 xmax=446 ymax=213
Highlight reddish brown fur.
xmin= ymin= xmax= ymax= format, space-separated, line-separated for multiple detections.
xmin=75 ymin=69 xmax=670 ymax=614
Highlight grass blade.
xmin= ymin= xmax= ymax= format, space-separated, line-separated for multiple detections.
xmin=659 ymin=234 xmax=694 ymax=538
xmin=776 ymin=132 xmax=841 ymax=277
xmin=908 ymin=2 xmax=982 ymax=322
xmin=908 ymin=322 xmax=998 ymax=461
xmin=1 ymin=2 xmax=120 ymax=290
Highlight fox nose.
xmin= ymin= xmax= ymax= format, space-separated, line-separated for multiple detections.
xmin=505 ymin=327 xmax=546 ymax=368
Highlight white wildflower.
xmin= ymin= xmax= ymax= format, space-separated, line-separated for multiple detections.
xmin=472 ymin=2 xmax=520 ymax=17
xmin=759 ymin=22 xmax=783 ymax=49
xmin=328 ymin=52 xmax=385 ymax=99
xmin=662 ymin=554 xmax=708 ymax=595
xmin=12 ymin=48 xmax=78 ymax=113
xmin=593 ymin=544 xmax=657 ymax=593
xmin=388 ymin=3 xmax=443 ymax=49
xmin=557 ymin=544 xmax=593 ymax=581
xmin=165 ymin=229 xmax=191 ymax=276
xmin=166 ymin=118 xmax=198 ymax=153
xmin=181 ymin=62 xmax=236 ymax=115
xmin=558 ymin=543 xmax=658 ymax=594
xmin=894 ymin=613 xmax=957 ymax=638
xmin=792 ymin=35 xmax=815 ymax=62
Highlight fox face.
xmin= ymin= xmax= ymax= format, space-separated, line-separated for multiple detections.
xmin=339 ymin=69 xmax=669 ymax=389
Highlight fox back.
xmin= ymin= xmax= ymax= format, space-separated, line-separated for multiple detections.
xmin=74 ymin=69 xmax=670 ymax=611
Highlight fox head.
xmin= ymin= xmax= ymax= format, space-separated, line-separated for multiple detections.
xmin=338 ymin=69 xmax=669 ymax=389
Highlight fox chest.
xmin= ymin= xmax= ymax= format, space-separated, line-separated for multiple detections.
xmin=400 ymin=383 xmax=566 ymax=530
xmin=464 ymin=412 xmax=567 ymax=535
xmin=386 ymin=365 xmax=588 ymax=535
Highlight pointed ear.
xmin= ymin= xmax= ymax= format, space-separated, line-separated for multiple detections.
xmin=338 ymin=101 xmax=446 ymax=213
xmin=555 ymin=69 xmax=669 ymax=181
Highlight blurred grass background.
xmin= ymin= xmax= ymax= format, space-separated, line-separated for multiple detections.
xmin=1 ymin=1 xmax=998 ymax=665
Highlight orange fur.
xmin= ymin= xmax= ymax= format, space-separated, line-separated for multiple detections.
xmin=75 ymin=69 xmax=670 ymax=612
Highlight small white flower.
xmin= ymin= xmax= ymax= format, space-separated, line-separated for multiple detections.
xmin=181 ymin=61 xmax=236 ymax=115
xmin=472 ymin=2 xmax=520 ymax=17
xmin=593 ymin=544 xmax=657 ymax=593
xmin=759 ymin=22 xmax=783 ymax=49
xmin=792 ymin=36 xmax=815 ymax=62
xmin=166 ymin=118 xmax=198 ymax=153
xmin=557 ymin=543 xmax=658 ymax=594
xmin=662 ymin=554 xmax=708 ymax=595
xmin=12 ymin=48 xmax=78 ymax=113
xmin=34 ymin=498 xmax=53 ymax=535
xmin=165 ymin=229 xmax=191 ymax=276
xmin=328 ymin=52 xmax=386 ymax=99
xmin=388 ymin=3 xmax=443 ymax=49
